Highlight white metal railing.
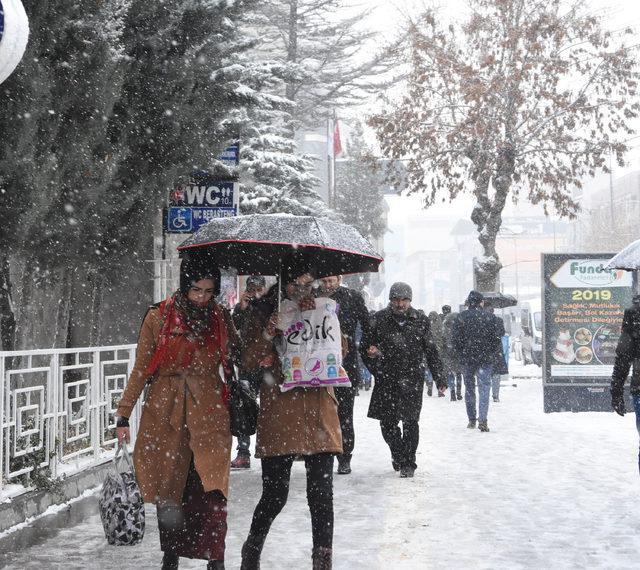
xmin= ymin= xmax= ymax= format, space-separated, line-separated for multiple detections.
xmin=0 ymin=345 xmax=141 ymax=497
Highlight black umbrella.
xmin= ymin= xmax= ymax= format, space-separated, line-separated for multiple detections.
xmin=177 ymin=214 xmax=383 ymax=279
xmin=481 ymin=291 xmax=518 ymax=309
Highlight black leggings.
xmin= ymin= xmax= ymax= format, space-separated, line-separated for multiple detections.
xmin=248 ymin=453 xmax=334 ymax=549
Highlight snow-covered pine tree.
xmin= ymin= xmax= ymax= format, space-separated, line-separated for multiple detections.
xmin=334 ymin=120 xmax=386 ymax=240
xmin=0 ymin=0 xmax=273 ymax=348
xmin=213 ymin=54 xmax=332 ymax=216
xmin=0 ymin=0 xmax=129 ymax=348
xmin=254 ymin=0 xmax=397 ymax=129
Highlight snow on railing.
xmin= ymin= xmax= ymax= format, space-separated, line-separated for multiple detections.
xmin=0 ymin=345 xmax=141 ymax=499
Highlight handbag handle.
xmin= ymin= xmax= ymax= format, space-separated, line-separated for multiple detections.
xmin=113 ymin=441 xmax=133 ymax=472
xmin=111 ymin=442 xmax=135 ymax=501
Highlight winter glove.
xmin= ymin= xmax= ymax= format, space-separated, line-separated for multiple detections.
xmin=115 ymin=416 xmax=131 ymax=445
xmin=611 ymin=390 xmax=626 ymax=417
xmin=116 ymin=416 xmax=130 ymax=427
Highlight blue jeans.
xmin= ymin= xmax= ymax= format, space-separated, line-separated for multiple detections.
xmin=491 ymin=374 xmax=501 ymax=400
xmin=633 ymin=394 xmax=640 ymax=473
xmin=462 ymin=365 xmax=493 ymax=422
xmin=448 ymin=372 xmax=462 ymax=395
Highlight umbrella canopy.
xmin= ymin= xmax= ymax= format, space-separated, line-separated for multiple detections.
xmin=482 ymin=291 xmax=518 ymax=309
xmin=606 ymin=239 xmax=640 ymax=271
xmin=177 ymin=213 xmax=383 ymax=279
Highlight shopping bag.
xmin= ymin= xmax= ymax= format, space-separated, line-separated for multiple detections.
xmin=276 ymin=298 xmax=351 ymax=391
xmin=98 ymin=443 xmax=145 ymax=545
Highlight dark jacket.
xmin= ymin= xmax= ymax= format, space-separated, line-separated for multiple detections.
xmin=611 ymin=303 xmax=640 ymax=396
xmin=452 ymin=306 xmax=503 ymax=368
xmin=441 ymin=312 xmax=462 ymax=374
xmin=232 ymin=302 xmax=252 ymax=333
xmin=362 ymin=306 xmax=444 ymax=421
xmin=490 ymin=314 xmax=508 ymax=375
xmin=325 ymin=286 xmax=371 ymax=384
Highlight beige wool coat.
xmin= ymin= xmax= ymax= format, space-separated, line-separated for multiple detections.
xmin=116 ymin=304 xmax=239 ymax=505
xmin=241 ymin=303 xmax=343 ymax=459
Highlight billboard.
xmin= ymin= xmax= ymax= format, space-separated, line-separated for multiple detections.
xmin=542 ymin=253 xmax=635 ymax=412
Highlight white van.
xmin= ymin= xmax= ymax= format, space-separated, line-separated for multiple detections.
xmin=520 ymin=299 xmax=542 ymax=366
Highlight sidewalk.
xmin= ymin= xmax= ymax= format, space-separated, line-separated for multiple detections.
xmin=1 ymin=364 xmax=639 ymax=569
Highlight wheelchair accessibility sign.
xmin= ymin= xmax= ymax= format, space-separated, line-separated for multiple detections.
xmin=167 ymin=207 xmax=193 ymax=233
xmin=165 ymin=206 xmax=236 ymax=233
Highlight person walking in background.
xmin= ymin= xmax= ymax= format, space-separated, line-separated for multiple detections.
xmin=428 ymin=311 xmax=447 ymax=397
xmin=483 ymin=299 xmax=509 ymax=403
xmin=230 ymin=275 xmax=266 ymax=470
xmin=239 ymin=267 xmax=343 ymax=570
xmin=442 ymin=306 xmax=463 ymax=401
xmin=453 ymin=290 xmax=503 ymax=433
xmin=115 ymin=257 xmax=239 ymax=570
xmin=318 ymin=274 xmax=371 ymax=475
xmin=362 ymin=282 xmax=445 ymax=478
xmin=611 ymin=295 xmax=640 ymax=472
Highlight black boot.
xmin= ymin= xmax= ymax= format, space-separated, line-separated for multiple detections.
xmin=312 ymin=546 xmax=332 ymax=570
xmin=240 ymin=535 xmax=266 ymax=570
xmin=337 ymin=456 xmax=351 ymax=474
xmin=207 ymin=562 xmax=225 ymax=570
xmin=161 ymin=552 xmax=179 ymax=570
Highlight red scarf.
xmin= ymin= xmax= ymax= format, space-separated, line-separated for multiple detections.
xmin=145 ymin=293 xmax=229 ymax=379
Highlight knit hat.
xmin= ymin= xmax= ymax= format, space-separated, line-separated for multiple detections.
xmin=466 ymin=290 xmax=484 ymax=307
xmin=389 ymin=282 xmax=412 ymax=300
xmin=246 ymin=275 xmax=266 ymax=289
xmin=179 ymin=256 xmax=221 ymax=296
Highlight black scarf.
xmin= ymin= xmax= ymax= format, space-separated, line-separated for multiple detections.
xmin=173 ymin=291 xmax=215 ymax=338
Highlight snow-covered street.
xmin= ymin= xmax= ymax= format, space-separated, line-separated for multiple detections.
xmin=1 ymin=363 xmax=639 ymax=570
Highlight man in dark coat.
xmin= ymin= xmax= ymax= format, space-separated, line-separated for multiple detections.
xmin=611 ymin=295 xmax=640 ymax=473
xmin=442 ymin=310 xmax=464 ymax=401
xmin=453 ymin=290 xmax=503 ymax=432
xmin=318 ymin=275 xmax=371 ymax=475
xmin=361 ymin=282 xmax=445 ymax=478
xmin=230 ymin=275 xmax=266 ymax=469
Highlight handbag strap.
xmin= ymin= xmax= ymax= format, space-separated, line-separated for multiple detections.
xmin=110 ymin=443 xmax=136 ymax=500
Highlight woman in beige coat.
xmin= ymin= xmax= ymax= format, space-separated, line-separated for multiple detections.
xmin=239 ymin=267 xmax=343 ymax=570
xmin=116 ymin=257 xmax=239 ymax=570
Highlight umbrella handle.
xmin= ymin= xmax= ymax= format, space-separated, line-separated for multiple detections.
xmin=278 ymin=266 xmax=281 ymax=314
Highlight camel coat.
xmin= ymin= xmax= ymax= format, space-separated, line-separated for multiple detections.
xmin=116 ymin=304 xmax=239 ymax=504
xmin=241 ymin=302 xmax=343 ymax=459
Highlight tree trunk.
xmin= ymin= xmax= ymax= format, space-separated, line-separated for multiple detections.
xmin=89 ymin=270 xmax=103 ymax=347
xmin=285 ymin=0 xmax=298 ymax=102
xmin=0 ymin=256 xmax=16 ymax=350
xmin=470 ymin=147 xmax=515 ymax=292
xmin=54 ymin=268 xmax=73 ymax=349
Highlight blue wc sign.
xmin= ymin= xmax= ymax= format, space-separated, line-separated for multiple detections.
xmin=0 ymin=0 xmax=29 ymax=85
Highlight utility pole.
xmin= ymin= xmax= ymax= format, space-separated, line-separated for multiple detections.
xmin=609 ymin=151 xmax=615 ymax=229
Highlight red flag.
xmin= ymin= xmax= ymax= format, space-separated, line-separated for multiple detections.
xmin=333 ymin=120 xmax=343 ymax=157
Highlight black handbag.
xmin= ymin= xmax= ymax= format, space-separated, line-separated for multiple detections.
xmin=217 ymin=308 xmax=259 ymax=437
xmin=228 ymin=372 xmax=259 ymax=437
